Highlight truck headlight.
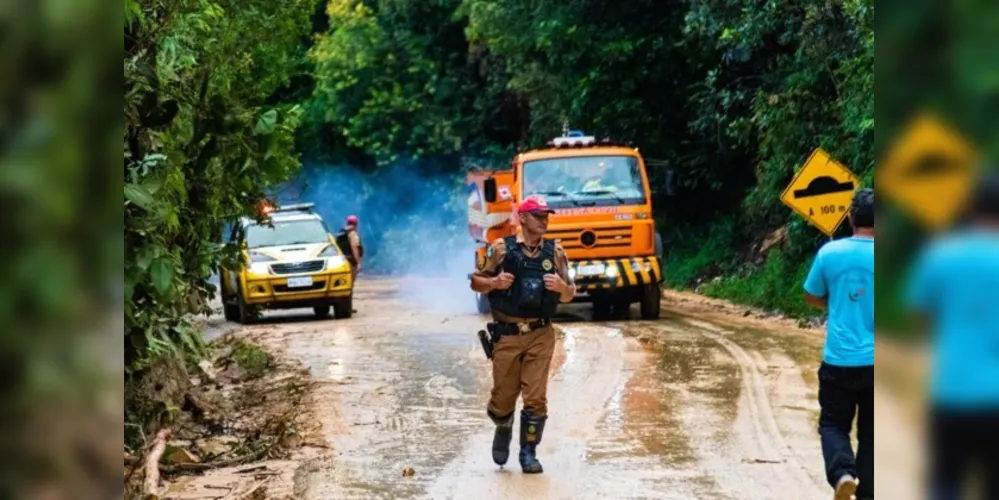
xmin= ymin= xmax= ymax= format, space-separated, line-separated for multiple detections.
xmin=606 ymin=266 xmax=619 ymax=278
xmin=569 ymin=268 xmax=577 ymax=280
xmin=631 ymin=262 xmax=651 ymax=273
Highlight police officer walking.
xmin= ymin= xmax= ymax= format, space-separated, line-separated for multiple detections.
xmin=469 ymin=195 xmax=576 ymax=474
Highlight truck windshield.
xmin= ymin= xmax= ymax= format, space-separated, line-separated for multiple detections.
xmin=246 ymin=219 xmax=330 ymax=248
xmin=522 ymin=155 xmax=647 ymax=208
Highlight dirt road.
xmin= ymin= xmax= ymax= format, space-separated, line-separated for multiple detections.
xmin=217 ymin=277 xmax=846 ymax=499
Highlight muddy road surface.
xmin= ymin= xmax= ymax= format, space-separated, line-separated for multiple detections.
xmin=226 ymin=277 xmax=837 ymax=499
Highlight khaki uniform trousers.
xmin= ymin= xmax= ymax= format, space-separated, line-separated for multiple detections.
xmin=488 ymin=325 xmax=556 ymax=419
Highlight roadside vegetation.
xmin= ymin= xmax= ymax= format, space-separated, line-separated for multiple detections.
xmin=122 ymin=0 xmax=881 ymax=489
xmin=124 ymin=0 xmax=877 ymax=450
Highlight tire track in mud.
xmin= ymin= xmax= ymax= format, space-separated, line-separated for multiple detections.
xmin=275 ymin=279 xmax=495 ymax=500
xmin=671 ymin=318 xmax=827 ymax=498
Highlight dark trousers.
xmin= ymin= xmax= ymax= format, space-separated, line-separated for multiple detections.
xmin=930 ymin=409 xmax=999 ymax=500
xmin=818 ymin=363 xmax=874 ymax=498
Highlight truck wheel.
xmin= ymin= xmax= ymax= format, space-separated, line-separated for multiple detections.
xmin=314 ymin=305 xmax=332 ymax=319
xmin=593 ymin=298 xmax=613 ymax=321
xmin=476 ymin=292 xmax=491 ymax=314
xmin=334 ymin=297 xmax=353 ymax=319
xmin=612 ymin=295 xmax=632 ymax=320
xmin=640 ymin=283 xmax=662 ymax=320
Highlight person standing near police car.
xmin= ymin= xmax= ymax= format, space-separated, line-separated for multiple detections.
xmin=336 ymin=214 xmax=363 ymax=283
xmin=469 ymin=195 xmax=576 ymax=474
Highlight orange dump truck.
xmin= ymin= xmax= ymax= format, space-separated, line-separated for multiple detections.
xmin=467 ymin=132 xmax=664 ymax=319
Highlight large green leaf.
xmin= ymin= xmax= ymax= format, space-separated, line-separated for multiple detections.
xmin=253 ymin=110 xmax=278 ymax=135
xmin=137 ymin=246 xmax=157 ymax=271
xmin=150 ymin=258 xmax=174 ymax=295
xmin=124 ymin=184 xmax=155 ymax=209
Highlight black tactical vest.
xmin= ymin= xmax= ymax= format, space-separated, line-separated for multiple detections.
xmin=336 ymin=228 xmax=364 ymax=264
xmin=488 ymin=236 xmax=561 ymax=319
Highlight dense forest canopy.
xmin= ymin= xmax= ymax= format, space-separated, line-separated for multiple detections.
xmin=300 ymin=0 xmax=874 ymax=314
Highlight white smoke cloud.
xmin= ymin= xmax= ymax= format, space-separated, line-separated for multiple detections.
xmin=277 ymin=160 xmax=481 ymax=316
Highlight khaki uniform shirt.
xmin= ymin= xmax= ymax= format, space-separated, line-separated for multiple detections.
xmin=347 ymin=230 xmax=361 ymax=249
xmin=473 ymin=233 xmax=574 ymax=323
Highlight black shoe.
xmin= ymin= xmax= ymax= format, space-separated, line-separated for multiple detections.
xmin=518 ymin=410 xmax=547 ymax=474
xmin=489 ymin=411 xmax=515 ymax=466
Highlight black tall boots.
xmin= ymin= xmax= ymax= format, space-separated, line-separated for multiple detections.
xmin=518 ymin=410 xmax=547 ymax=474
xmin=489 ymin=411 xmax=515 ymax=466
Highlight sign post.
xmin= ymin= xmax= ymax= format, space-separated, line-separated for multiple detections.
xmin=781 ymin=148 xmax=861 ymax=237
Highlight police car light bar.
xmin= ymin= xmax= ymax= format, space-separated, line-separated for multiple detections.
xmin=273 ymin=203 xmax=315 ymax=213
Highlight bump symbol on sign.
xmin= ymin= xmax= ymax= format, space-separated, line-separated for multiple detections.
xmin=780 ymin=148 xmax=861 ymax=237
xmin=793 ymin=177 xmax=855 ymax=199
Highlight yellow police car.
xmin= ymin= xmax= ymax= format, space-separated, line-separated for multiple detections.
xmin=220 ymin=203 xmax=354 ymax=323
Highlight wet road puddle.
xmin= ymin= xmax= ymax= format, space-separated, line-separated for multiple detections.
xmin=252 ymin=280 xmax=830 ymax=499
xmin=283 ymin=288 xmax=492 ymax=499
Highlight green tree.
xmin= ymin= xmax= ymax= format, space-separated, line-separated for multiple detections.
xmin=308 ymin=0 xmax=518 ymax=166
xmin=124 ymin=0 xmax=311 ymax=434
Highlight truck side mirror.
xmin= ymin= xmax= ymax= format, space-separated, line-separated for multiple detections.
xmin=484 ymin=178 xmax=498 ymax=203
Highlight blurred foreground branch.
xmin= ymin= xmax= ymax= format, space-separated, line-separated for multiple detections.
xmin=143 ymin=429 xmax=170 ymax=499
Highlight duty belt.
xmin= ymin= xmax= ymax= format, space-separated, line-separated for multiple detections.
xmin=490 ymin=318 xmax=552 ymax=336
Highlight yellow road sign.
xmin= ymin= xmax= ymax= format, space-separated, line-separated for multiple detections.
xmin=781 ymin=148 xmax=861 ymax=237
xmin=877 ymin=114 xmax=978 ymax=230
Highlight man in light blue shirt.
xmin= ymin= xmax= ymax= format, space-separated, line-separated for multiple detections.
xmin=905 ymin=169 xmax=999 ymax=500
xmin=803 ymin=188 xmax=875 ymax=500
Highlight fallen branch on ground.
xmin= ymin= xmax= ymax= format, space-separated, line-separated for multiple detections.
xmin=160 ymin=443 xmax=270 ymax=474
xmin=144 ymin=429 xmax=171 ymax=499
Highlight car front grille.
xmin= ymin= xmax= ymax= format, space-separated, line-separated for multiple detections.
xmin=273 ymin=281 xmax=327 ymax=293
xmin=270 ymin=260 xmax=326 ymax=275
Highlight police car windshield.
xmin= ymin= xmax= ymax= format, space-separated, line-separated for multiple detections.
xmin=522 ymin=155 xmax=646 ymax=207
xmin=246 ymin=219 xmax=329 ymax=248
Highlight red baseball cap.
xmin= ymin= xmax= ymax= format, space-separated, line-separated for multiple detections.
xmin=346 ymin=214 xmax=359 ymax=225
xmin=518 ymin=196 xmax=555 ymax=214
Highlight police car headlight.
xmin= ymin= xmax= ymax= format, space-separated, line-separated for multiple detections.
xmin=326 ymin=256 xmax=347 ymax=270
xmin=249 ymin=262 xmax=271 ymax=275
xmin=249 ymin=251 xmax=276 ymax=263
xmin=319 ymin=245 xmax=340 ymax=257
